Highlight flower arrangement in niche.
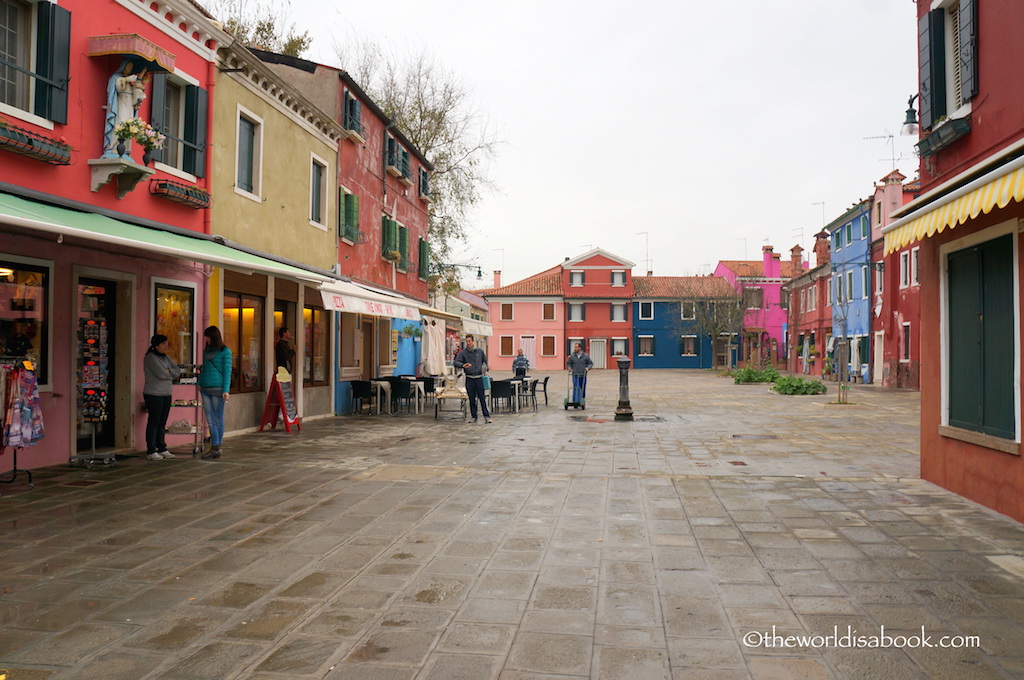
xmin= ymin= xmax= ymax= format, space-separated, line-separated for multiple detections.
xmin=113 ymin=118 xmax=164 ymax=149
xmin=137 ymin=124 xmax=165 ymax=150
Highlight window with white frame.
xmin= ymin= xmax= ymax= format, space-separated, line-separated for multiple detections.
xmin=833 ymin=230 xmax=843 ymax=251
xmin=680 ymin=301 xmax=695 ymax=320
xmin=639 ymin=302 xmax=654 ymax=320
xmin=611 ymin=303 xmax=627 ymax=322
xmin=826 ymin=277 xmax=831 ymax=305
xmin=743 ymin=288 xmax=763 ymax=309
xmin=901 ymin=323 xmax=911 ymax=362
xmin=567 ymin=337 xmax=583 ymax=355
xmin=500 ymin=303 xmax=513 ymax=321
xmin=808 ymin=285 xmax=816 ymax=311
xmin=500 ymin=336 xmax=513 ymax=356
xmin=846 ymin=271 xmax=854 ymax=303
xmin=236 ymin=108 xmax=263 ymax=197
xmin=309 ymin=154 xmax=328 ymax=227
xmin=542 ymin=335 xmax=556 ymax=356
xmin=638 ymin=335 xmax=655 ymax=356
xmin=542 ymin=302 xmax=555 ymax=320
xmin=845 ymin=222 xmax=853 ymax=243
xmin=0 ymin=1 xmax=69 ymax=124
xmin=861 ymin=215 xmax=868 ymax=239
xmin=570 ymin=270 xmax=584 ymax=287
xmin=151 ymin=73 xmax=208 ymax=175
xmin=568 ymin=303 xmax=585 ymax=322
xmin=918 ymin=0 xmax=978 ymax=131
xmin=911 ymin=247 xmax=920 ymax=285
xmin=680 ymin=335 xmax=698 ymax=356
xmin=611 ymin=270 xmax=626 ymax=287
xmin=861 ymin=266 xmax=869 ymax=298
xmin=875 ymin=265 xmax=884 ymax=294
xmin=835 ymin=275 xmax=843 ymax=304
xmin=611 ymin=337 xmax=628 ymax=356
xmin=900 ymin=251 xmax=911 ymax=288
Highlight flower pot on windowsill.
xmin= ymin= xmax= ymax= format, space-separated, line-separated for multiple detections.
xmin=149 ymin=178 xmax=212 ymax=209
xmin=383 ymin=250 xmax=402 ymax=263
xmin=0 ymin=121 xmax=72 ymax=165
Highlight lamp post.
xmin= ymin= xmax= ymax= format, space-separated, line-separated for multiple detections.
xmin=614 ymin=355 xmax=634 ymax=421
xmin=901 ymin=94 xmax=920 ymax=137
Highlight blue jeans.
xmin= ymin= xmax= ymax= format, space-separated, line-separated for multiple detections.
xmin=465 ymin=377 xmax=490 ymax=419
xmin=572 ymin=374 xmax=586 ymax=403
xmin=201 ymin=390 xmax=225 ymax=445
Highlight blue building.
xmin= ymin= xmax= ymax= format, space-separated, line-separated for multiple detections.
xmin=632 ymin=276 xmax=740 ymax=369
xmin=827 ymin=200 xmax=874 ymax=379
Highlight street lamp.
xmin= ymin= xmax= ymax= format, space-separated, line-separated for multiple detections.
xmin=430 ymin=263 xmax=483 ymax=280
xmin=901 ymin=94 xmax=920 ymax=136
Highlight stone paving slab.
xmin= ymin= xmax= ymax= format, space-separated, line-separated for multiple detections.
xmin=0 ymin=370 xmax=1022 ymax=679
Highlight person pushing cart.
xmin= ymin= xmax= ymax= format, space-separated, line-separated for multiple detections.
xmin=566 ymin=342 xmax=593 ymax=409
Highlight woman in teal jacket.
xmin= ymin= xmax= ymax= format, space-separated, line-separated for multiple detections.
xmin=198 ymin=326 xmax=232 ymax=459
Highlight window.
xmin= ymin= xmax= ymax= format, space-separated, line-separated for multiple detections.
xmin=340 ymin=190 xmax=360 ymax=242
xmin=919 ymin=0 xmax=978 ymax=131
xmin=223 ymin=291 xmax=264 ymax=392
xmin=836 ymin=276 xmax=844 ymax=304
xmin=911 ymin=247 xmax=920 ymax=285
xmin=419 ymin=168 xmax=430 ymax=200
xmin=862 ymin=266 xmax=869 ymax=299
xmin=826 ymin=277 xmax=831 ymax=306
xmin=845 ymin=222 xmax=853 ymax=243
xmin=542 ymin=303 xmax=555 ymax=321
xmin=743 ymin=288 xmax=763 ymax=309
xmin=680 ymin=335 xmax=698 ymax=356
xmin=900 ymin=251 xmax=911 ymax=288
xmin=846 ymin=271 xmax=854 ymax=303
xmin=0 ymin=1 xmax=69 ymax=123
xmin=150 ymin=74 xmax=208 ymax=175
xmin=303 ymin=306 xmax=329 ymax=385
xmin=680 ymin=301 xmax=695 ymax=320
xmin=398 ymin=225 xmax=409 ymax=270
xmin=638 ymin=336 xmax=655 ymax=356
xmin=342 ymin=89 xmax=363 ymax=138
xmin=875 ymin=266 xmax=884 ymax=294
xmin=807 ymin=285 xmax=816 ymax=311
xmin=861 ymin=215 xmax=868 ymax=239
xmin=568 ymin=303 xmax=585 ymax=322
xmin=236 ymin=110 xmax=262 ymax=196
xmin=418 ymin=238 xmax=430 ymax=279
xmin=611 ymin=338 xmax=628 ymax=356
xmin=0 ymin=257 xmax=49 ymax=384
xmin=833 ymin=231 xmax=843 ymax=251
xmin=154 ymin=283 xmax=194 ymax=366
xmin=611 ymin=303 xmax=627 ymax=322
xmin=381 ymin=217 xmax=398 ymax=261
xmin=385 ymin=136 xmax=411 ymax=181
xmin=500 ymin=303 xmax=513 ymax=321
xmin=876 ymin=202 xmax=883 ymax=224
xmin=542 ymin=335 xmax=556 ymax=356
xmin=902 ymin=323 xmax=911 ymax=362
xmin=499 ymin=336 xmax=513 ymax=356
xmin=570 ymin=271 xmax=584 ymax=287
xmin=310 ymin=156 xmax=327 ymax=227
xmin=639 ymin=302 xmax=654 ymax=320
xmin=567 ymin=337 xmax=583 ymax=356
xmin=611 ymin=270 xmax=626 ymax=287
xmin=946 ymin=233 xmax=1014 ymax=439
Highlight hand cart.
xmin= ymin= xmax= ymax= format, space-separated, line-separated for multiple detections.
xmin=564 ymin=371 xmax=587 ymax=410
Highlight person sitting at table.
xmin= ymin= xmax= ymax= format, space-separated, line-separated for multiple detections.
xmin=512 ymin=348 xmax=530 ymax=379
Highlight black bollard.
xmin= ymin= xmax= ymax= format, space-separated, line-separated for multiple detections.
xmin=614 ymin=355 xmax=634 ymax=421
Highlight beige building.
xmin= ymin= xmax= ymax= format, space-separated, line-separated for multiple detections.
xmin=209 ymin=42 xmax=346 ymax=432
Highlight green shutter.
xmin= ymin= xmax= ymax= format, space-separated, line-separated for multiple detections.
xmin=399 ymin=226 xmax=409 ymax=268
xmin=959 ymin=0 xmax=978 ymax=101
xmin=34 ymin=2 xmax=70 ymax=124
xmin=419 ymin=239 xmax=430 ymax=278
xmin=919 ymin=9 xmax=946 ymax=130
xmin=184 ymin=85 xmax=208 ymax=177
xmin=149 ymin=73 xmax=167 ymax=164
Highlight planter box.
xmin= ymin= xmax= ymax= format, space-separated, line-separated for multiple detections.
xmin=0 ymin=123 xmax=72 ymax=165
xmin=149 ymin=178 xmax=211 ymax=209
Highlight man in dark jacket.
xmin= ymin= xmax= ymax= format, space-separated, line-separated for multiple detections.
xmin=567 ymin=342 xmax=593 ymax=403
xmin=454 ymin=334 xmax=491 ymax=423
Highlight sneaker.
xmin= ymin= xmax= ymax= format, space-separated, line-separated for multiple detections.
xmin=201 ymin=446 xmax=221 ymax=460
xmin=146 ymin=452 xmax=164 ymax=460
xmin=158 ymin=450 xmax=175 ymax=459
xmin=484 ymin=417 xmax=493 ymax=424
xmin=469 ymin=418 xmax=478 ymax=424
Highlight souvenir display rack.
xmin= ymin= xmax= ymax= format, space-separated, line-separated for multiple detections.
xmin=171 ymin=364 xmax=205 ymax=457
xmin=72 ymin=317 xmax=115 ymax=468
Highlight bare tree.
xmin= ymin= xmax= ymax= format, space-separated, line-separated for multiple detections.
xmin=335 ymin=40 xmax=500 ymax=265
xmin=209 ymin=0 xmax=312 ymax=57
xmin=686 ymin=295 xmax=744 ymax=369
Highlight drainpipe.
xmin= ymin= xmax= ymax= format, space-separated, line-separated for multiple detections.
xmin=202 ymin=55 xmax=217 ymax=235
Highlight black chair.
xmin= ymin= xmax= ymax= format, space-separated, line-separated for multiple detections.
xmin=390 ymin=379 xmax=414 ymax=414
xmin=520 ymin=379 xmax=539 ymax=412
xmin=490 ymin=380 xmax=515 ymax=413
xmin=539 ymin=375 xmax=551 ymax=405
xmin=351 ymin=380 xmax=375 ymax=415
xmin=421 ymin=376 xmax=436 ymax=404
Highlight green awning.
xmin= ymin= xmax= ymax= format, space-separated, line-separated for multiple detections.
xmin=0 ymin=192 xmax=330 ymax=283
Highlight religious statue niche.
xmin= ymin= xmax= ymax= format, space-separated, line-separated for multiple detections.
xmin=102 ymin=59 xmax=150 ymax=159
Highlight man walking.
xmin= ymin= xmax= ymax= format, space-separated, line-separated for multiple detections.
xmin=512 ymin=348 xmax=530 ymax=378
xmin=455 ymin=334 xmax=492 ymax=423
xmin=567 ymin=342 xmax=593 ymax=403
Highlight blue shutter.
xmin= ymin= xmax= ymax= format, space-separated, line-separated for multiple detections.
xmin=958 ymin=0 xmax=978 ymax=102
xmin=34 ymin=2 xmax=71 ymax=124
xmin=184 ymin=85 xmax=208 ymax=177
xmin=919 ymin=9 xmax=946 ymax=130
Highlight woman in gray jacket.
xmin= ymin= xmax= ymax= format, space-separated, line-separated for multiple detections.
xmin=143 ymin=334 xmax=180 ymax=460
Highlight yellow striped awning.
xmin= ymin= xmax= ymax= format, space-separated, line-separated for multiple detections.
xmin=883 ymin=163 xmax=1024 ymax=254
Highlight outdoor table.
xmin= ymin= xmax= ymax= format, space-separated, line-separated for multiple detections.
xmin=369 ymin=380 xmax=391 ymax=415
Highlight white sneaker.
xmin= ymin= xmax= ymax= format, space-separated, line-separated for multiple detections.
xmin=158 ymin=450 xmax=175 ymax=459
xmin=484 ymin=417 xmax=493 ymax=423
xmin=146 ymin=452 xmax=164 ymax=460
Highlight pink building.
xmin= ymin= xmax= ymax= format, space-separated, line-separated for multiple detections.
xmin=476 ymin=267 xmax=564 ymax=372
xmin=715 ymin=246 xmax=806 ymax=366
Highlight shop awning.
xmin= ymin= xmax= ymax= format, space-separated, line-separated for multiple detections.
xmin=87 ymin=34 xmax=176 ymax=72
xmin=883 ymin=156 xmax=1024 ymax=254
xmin=319 ymin=280 xmax=420 ymax=320
xmin=0 ymin=192 xmax=331 ymax=283
xmin=462 ymin=319 xmax=492 ymax=337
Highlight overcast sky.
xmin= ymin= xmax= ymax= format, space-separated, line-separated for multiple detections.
xmin=289 ymin=0 xmax=920 ymax=286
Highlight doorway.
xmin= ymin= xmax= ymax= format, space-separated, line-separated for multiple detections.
xmin=590 ymin=338 xmax=607 ymax=369
xmin=76 ymin=277 xmax=118 ymax=452
xmin=519 ymin=335 xmax=536 ymax=371
xmin=874 ymin=331 xmax=884 ymax=385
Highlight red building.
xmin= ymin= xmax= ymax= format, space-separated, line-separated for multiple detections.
xmin=883 ymin=0 xmax=1024 ymax=521
xmin=561 ymin=249 xmax=636 ymax=369
xmin=785 ymin=234 xmax=831 ymax=377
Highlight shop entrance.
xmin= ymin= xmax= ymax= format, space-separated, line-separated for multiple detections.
xmin=76 ymin=277 xmax=118 ymax=452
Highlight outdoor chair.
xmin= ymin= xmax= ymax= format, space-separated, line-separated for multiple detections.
xmin=350 ymin=380 xmax=375 ymax=415
xmin=489 ymin=379 xmax=515 ymax=413
xmin=519 ymin=379 xmax=539 ymax=412
xmin=539 ymin=375 xmax=550 ymax=405
xmin=390 ymin=379 xmax=414 ymax=414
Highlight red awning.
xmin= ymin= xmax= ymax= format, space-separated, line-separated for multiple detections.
xmin=87 ymin=34 xmax=176 ymax=72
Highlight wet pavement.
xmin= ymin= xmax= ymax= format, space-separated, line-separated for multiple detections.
xmin=1 ymin=369 xmax=1023 ymax=680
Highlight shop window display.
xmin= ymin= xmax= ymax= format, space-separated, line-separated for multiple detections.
xmin=303 ymin=306 xmax=328 ymax=385
xmin=0 ymin=261 xmax=48 ymax=385
xmin=154 ymin=283 xmax=194 ymax=365
xmin=223 ymin=292 xmax=263 ymax=392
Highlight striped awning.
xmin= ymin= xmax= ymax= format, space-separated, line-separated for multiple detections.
xmin=883 ymin=159 xmax=1024 ymax=254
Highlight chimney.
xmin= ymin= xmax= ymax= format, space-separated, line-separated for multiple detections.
xmin=771 ymin=253 xmax=781 ymax=278
xmin=813 ymin=231 xmax=830 ymax=267
xmin=762 ymin=245 xmax=779 ymax=278
xmin=646 ymin=270 xmax=653 ymax=277
xmin=493 ymin=270 xmax=501 ymax=288
xmin=790 ymin=244 xmax=804 ymax=272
